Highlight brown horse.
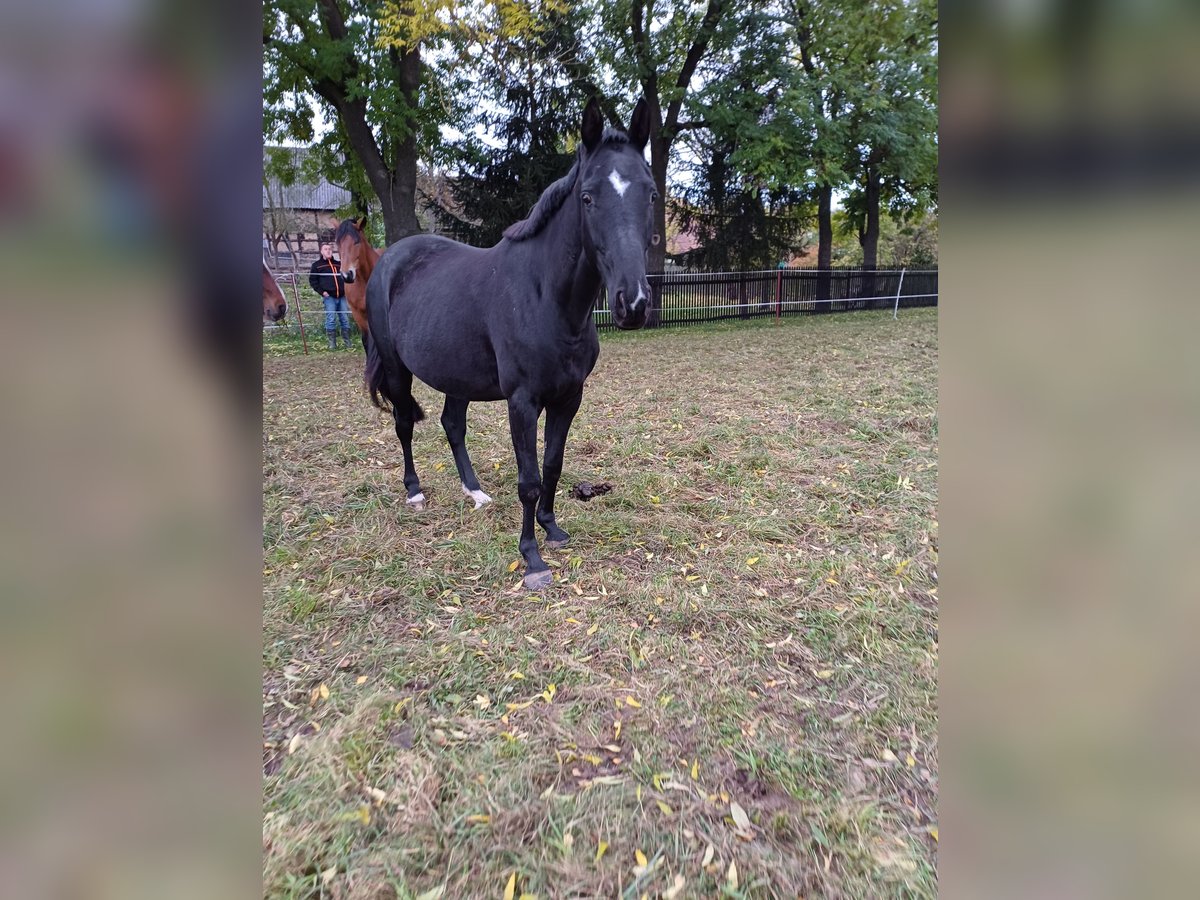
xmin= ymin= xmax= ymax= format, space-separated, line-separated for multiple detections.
xmin=333 ymin=216 xmax=378 ymax=336
xmin=263 ymin=261 xmax=287 ymax=323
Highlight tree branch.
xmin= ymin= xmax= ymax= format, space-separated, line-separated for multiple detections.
xmin=664 ymin=0 xmax=725 ymax=134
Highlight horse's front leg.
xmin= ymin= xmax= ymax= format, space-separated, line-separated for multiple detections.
xmin=507 ymin=393 xmax=552 ymax=590
xmin=538 ymin=389 xmax=583 ymax=549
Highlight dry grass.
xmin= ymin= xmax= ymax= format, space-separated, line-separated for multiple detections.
xmin=263 ymin=309 xmax=938 ymax=899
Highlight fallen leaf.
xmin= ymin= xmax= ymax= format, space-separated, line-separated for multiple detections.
xmin=730 ymin=801 xmax=751 ymax=832
xmin=929 ymin=826 xmax=939 ymax=842
xmin=727 ymin=860 xmax=739 ymax=890
xmin=507 ymin=560 xmax=520 ymax=572
xmin=541 ymin=683 xmax=557 ymax=703
xmin=691 ymin=759 xmax=699 ymax=780
xmin=625 ymin=696 xmax=642 ymax=708
xmin=587 ymin=623 xmax=599 ymax=636
xmin=355 ymin=675 xmax=367 ymax=685
xmin=664 ymin=874 xmax=686 ymax=899
xmin=701 ymin=844 xmax=714 ymax=867
xmin=415 ymin=887 xmax=445 ymax=900
xmin=880 ymin=748 xmax=898 ymax=763
xmin=517 ymin=895 xmax=537 ymax=900
xmin=318 ymin=683 xmax=330 ymax=699
xmin=747 ymin=556 xmax=760 ymax=566
xmin=503 ymin=871 xmax=516 ymax=900
xmin=656 ymin=799 xmax=673 ymax=816
xmin=595 ymin=840 xmax=609 ymax=862
xmin=614 ymin=719 xmax=622 ymax=740
xmin=635 ymin=849 xmax=648 ymax=868
xmin=906 ymin=753 xmax=916 ymax=767
xmin=475 ymin=694 xmax=491 ymax=709
xmin=321 ymin=866 xmax=337 ymax=885
xmin=466 ymin=814 xmax=490 ymax=825
xmin=814 ymin=669 xmax=834 ymax=679
xmin=508 ymin=670 xmax=526 ymax=680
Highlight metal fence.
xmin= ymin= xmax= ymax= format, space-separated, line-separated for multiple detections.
xmin=264 ymin=266 xmax=937 ymax=350
xmin=593 ymin=267 xmax=938 ymax=330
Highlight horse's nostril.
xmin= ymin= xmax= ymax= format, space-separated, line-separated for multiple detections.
xmin=615 ymin=290 xmax=627 ymax=315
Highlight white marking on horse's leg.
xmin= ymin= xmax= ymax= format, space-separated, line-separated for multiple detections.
xmin=406 ymin=492 xmax=426 ymax=509
xmin=462 ymin=483 xmax=493 ymax=509
xmin=608 ymin=168 xmax=630 ymax=198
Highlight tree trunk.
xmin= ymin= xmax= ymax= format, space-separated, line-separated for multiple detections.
xmin=861 ymin=163 xmax=880 ymax=306
xmin=646 ymin=125 xmax=670 ymax=328
xmin=382 ymin=45 xmax=423 ymax=245
xmin=816 ymin=182 xmax=832 ymax=313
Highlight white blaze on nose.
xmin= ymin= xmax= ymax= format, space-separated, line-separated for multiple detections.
xmin=608 ymin=168 xmax=630 ymax=198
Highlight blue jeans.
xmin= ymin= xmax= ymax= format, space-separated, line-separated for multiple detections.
xmin=323 ymin=296 xmax=351 ymax=333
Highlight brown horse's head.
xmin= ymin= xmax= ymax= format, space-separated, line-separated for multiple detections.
xmin=334 ymin=216 xmax=374 ymax=280
xmin=334 ymin=217 xmax=376 ymax=334
xmin=262 ymin=261 xmax=286 ymax=323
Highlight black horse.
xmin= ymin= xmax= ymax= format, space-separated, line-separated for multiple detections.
xmin=365 ymin=97 xmax=654 ymax=589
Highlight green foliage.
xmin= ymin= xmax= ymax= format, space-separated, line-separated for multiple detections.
xmin=828 ymin=208 xmax=938 ymax=267
xmin=671 ymin=9 xmax=811 ymax=270
xmin=262 ymin=0 xmax=937 ymax=268
xmin=427 ymin=4 xmax=586 ymax=246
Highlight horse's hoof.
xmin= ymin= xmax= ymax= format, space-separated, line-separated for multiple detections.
xmin=545 ymin=537 xmax=570 ymax=550
xmin=406 ymin=492 xmax=426 ymax=511
xmin=462 ymin=484 xmax=493 ymax=509
xmin=523 ymin=569 xmax=554 ymax=591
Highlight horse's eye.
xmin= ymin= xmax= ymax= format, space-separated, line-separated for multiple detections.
xmin=581 ymin=192 xmax=593 ymax=207
xmin=650 ymin=191 xmax=659 ymax=204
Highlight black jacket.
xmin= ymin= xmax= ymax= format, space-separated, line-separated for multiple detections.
xmin=308 ymin=257 xmax=347 ymax=299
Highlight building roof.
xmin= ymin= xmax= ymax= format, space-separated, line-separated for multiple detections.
xmin=263 ymin=146 xmax=351 ymax=212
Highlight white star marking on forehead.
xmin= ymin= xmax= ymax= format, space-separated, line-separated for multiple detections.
xmin=608 ymin=168 xmax=630 ymax=198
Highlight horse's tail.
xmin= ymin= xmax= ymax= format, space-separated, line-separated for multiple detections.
xmin=364 ymin=331 xmax=424 ymax=422
xmin=364 ymin=331 xmax=389 ymax=410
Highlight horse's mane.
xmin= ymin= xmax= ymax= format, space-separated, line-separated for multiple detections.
xmin=503 ymin=128 xmax=632 ymax=242
xmin=334 ymin=218 xmax=362 ymax=245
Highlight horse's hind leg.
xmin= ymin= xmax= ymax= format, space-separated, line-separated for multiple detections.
xmin=440 ymin=396 xmax=492 ymax=509
xmin=537 ymin=389 xmax=583 ymax=549
xmin=389 ymin=369 xmax=425 ymax=510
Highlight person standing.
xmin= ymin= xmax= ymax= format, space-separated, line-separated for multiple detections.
xmin=308 ymin=243 xmax=352 ymax=349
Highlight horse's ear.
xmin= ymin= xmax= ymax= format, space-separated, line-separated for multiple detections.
xmin=627 ymin=97 xmax=650 ymax=153
xmin=581 ymin=97 xmax=603 ymax=152
xmin=354 ymin=215 xmax=367 ymax=232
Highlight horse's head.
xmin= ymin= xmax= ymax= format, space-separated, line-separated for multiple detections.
xmin=578 ymin=97 xmax=655 ymax=331
xmin=334 ymin=216 xmax=369 ymax=282
xmin=262 ymin=262 xmax=287 ymax=323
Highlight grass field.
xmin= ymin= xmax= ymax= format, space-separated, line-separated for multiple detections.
xmin=263 ymin=309 xmax=938 ymax=899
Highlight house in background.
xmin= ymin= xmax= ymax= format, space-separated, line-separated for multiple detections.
xmin=263 ymin=146 xmax=352 ymax=267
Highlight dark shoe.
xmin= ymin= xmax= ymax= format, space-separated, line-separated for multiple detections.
xmin=327 ymin=332 xmax=337 ymax=350
xmin=341 ymin=326 xmax=353 ymax=348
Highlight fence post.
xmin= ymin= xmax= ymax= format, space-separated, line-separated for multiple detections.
xmin=285 ymin=272 xmax=309 ymax=355
xmin=776 ymin=268 xmax=782 ymax=321
xmin=892 ymin=267 xmax=906 ymax=320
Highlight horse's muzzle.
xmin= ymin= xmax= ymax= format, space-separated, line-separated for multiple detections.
xmin=612 ymin=281 xmax=650 ymax=330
